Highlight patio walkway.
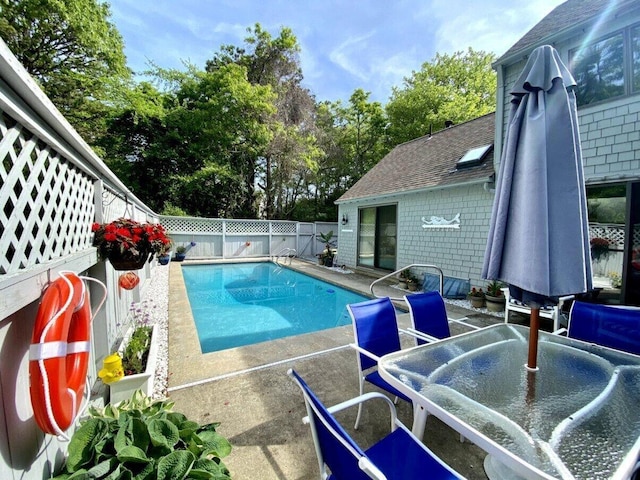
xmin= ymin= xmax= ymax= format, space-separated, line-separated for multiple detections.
xmin=166 ymin=260 xmax=531 ymax=479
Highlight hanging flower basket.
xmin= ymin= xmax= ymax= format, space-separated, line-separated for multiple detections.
xmin=92 ymin=218 xmax=172 ymax=269
xmin=108 ymin=250 xmax=151 ymax=271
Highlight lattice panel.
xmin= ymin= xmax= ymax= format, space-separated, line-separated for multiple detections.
xmin=0 ymin=110 xmax=95 ymax=275
xmin=589 ymin=224 xmax=625 ymax=248
xmin=161 ymin=216 xmax=223 ymax=233
xmin=272 ymin=222 xmax=297 ymax=234
xmin=226 ymin=221 xmax=269 ymax=234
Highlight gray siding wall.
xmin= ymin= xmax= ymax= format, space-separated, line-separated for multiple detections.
xmin=497 ymin=12 xmax=640 ymax=185
xmin=338 ymin=182 xmax=494 ymax=289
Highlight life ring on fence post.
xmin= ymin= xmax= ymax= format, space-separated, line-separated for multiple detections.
xmin=29 ymin=272 xmax=91 ymax=435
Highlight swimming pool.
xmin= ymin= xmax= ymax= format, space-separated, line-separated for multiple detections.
xmin=182 ymin=262 xmax=371 ymax=353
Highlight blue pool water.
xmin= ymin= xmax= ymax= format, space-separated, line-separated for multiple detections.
xmin=182 ymin=262 xmax=371 ymax=353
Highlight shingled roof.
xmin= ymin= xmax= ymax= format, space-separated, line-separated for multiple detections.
xmin=498 ymin=0 xmax=638 ymax=63
xmin=337 ymin=112 xmax=495 ymax=203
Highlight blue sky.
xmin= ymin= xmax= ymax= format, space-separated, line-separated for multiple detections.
xmin=109 ymin=0 xmax=565 ymax=105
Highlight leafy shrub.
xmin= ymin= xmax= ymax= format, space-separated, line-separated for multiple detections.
xmin=52 ymin=391 xmax=232 ymax=479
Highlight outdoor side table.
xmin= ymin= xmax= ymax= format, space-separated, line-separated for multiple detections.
xmin=379 ymin=324 xmax=640 ymax=480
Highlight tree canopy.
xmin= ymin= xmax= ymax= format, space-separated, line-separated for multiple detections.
xmin=1 ymin=5 xmax=499 ymax=221
xmin=0 ymin=0 xmax=130 ymax=146
xmin=386 ymin=48 xmax=497 ymax=146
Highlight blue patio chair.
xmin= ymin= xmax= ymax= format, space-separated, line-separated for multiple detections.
xmin=567 ymin=301 xmax=640 ymax=355
xmin=348 ymin=297 xmax=416 ymax=429
xmin=404 ymin=291 xmax=452 ymax=345
xmin=404 ymin=291 xmax=481 ymax=346
xmin=287 ymin=369 xmax=463 ymax=480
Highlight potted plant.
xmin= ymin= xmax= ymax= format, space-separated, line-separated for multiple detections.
xmin=467 ymin=287 xmax=486 ymax=308
xmin=485 ymin=280 xmax=506 ymax=312
xmin=406 ymin=273 xmax=420 ymax=292
xmin=92 ymin=218 xmax=172 ymax=270
xmin=158 ymin=242 xmax=172 ymax=265
xmin=317 ymin=230 xmax=336 ymax=267
xmin=51 ymin=391 xmax=232 ymax=480
xmin=397 ymin=270 xmax=409 ymax=289
xmin=174 ymin=245 xmax=187 ymax=262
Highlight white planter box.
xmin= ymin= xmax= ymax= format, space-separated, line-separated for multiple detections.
xmin=109 ymin=324 xmax=159 ymax=405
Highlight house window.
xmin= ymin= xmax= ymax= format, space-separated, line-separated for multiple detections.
xmin=633 ymin=25 xmax=640 ymax=91
xmin=570 ymin=32 xmax=624 ymax=106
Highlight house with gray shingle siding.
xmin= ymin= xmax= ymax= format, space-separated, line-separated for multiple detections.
xmin=335 ymin=113 xmax=496 ymax=291
xmin=338 ymin=0 xmax=640 ymax=305
xmin=494 ymin=0 xmax=640 ymax=305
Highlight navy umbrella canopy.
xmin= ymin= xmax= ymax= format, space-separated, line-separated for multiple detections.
xmin=482 ymin=45 xmax=592 ymax=369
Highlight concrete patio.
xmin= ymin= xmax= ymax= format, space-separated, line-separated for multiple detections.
xmin=166 ymin=260 xmax=535 ymax=479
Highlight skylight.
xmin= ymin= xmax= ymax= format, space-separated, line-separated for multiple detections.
xmin=456 ymin=144 xmax=492 ymax=169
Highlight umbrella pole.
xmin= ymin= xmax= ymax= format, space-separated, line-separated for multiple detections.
xmin=527 ymin=306 xmax=540 ymax=370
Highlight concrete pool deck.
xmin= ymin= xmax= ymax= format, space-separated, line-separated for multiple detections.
xmin=166 ymin=259 xmax=529 ymax=479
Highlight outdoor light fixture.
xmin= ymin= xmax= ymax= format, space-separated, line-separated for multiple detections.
xmin=341 ymin=214 xmax=348 ymax=225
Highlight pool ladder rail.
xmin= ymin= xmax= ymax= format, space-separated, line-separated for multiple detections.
xmin=272 ymin=248 xmax=297 ymax=268
xmin=369 ymin=264 xmax=444 ymax=301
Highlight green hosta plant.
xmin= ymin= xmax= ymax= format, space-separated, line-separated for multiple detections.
xmin=53 ymin=390 xmax=232 ymax=479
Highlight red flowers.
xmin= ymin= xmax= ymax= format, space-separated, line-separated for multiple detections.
xmin=92 ymin=218 xmax=172 ymax=261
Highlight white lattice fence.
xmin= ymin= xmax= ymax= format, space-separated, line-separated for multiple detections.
xmin=159 ymin=216 xmax=335 ymax=259
xmin=0 ymin=111 xmax=95 ymax=275
xmin=161 ymin=215 xmax=223 ymax=233
xmin=589 ymin=223 xmax=625 ymax=248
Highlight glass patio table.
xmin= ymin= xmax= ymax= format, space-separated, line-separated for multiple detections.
xmin=379 ymin=324 xmax=640 ymax=479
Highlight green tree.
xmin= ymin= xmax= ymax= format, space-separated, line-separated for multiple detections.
xmin=208 ymin=24 xmax=321 ymax=219
xmin=0 ymin=0 xmax=130 ymax=146
xmin=386 ymin=48 xmax=496 ymax=146
xmin=300 ymin=90 xmax=389 ymax=222
xmin=102 ymin=64 xmax=275 ymax=217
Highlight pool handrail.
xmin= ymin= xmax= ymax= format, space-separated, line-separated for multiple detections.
xmin=370 ymin=264 xmax=443 ymax=301
xmin=272 ymin=247 xmax=297 ymax=266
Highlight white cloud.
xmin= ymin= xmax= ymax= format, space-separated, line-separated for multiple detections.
xmin=110 ymin=0 xmax=567 ymax=103
xmin=329 ymin=32 xmax=376 ymax=81
xmin=428 ymin=0 xmax=564 ymax=56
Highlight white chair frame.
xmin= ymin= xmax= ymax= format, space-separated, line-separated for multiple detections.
xmin=503 ymin=288 xmax=574 ymax=332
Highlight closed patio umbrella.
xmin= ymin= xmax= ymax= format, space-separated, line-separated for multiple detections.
xmin=482 ymin=44 xmax=592 ymax=370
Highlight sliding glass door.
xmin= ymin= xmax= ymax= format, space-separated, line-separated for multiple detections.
xmin=357 ymin=205 xmax=397 ymax=270
xmin=587 ymin=181 xmax=640 ymax=305
xmin=623 ymin=182 xmax=640 ymax=305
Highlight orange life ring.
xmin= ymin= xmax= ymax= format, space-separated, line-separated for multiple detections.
xmin=29 ymin=272 xmax=91 ymax=435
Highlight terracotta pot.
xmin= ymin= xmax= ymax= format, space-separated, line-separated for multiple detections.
xmin=485 ymin=294 xmax=505 ymax=312
xmin=468 ymin=294 xmax=486 ymax=308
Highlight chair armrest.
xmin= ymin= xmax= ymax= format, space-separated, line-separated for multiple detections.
xmin=401 ymin=328 xmax=438 ymax=343
xmin=358 ymin=457 xmax=386 ymax=480
xmin=349 ymin=343 xmax=381 ymax=362
xmin=302 ymin=391 xmax=398 ymax=433
xmin=558 ymin=295 xmax=574 ymax=308
xmin=552 ymin=327 xmax=567 ymax=336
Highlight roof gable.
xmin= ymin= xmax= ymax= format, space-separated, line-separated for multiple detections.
xmin=337 ymin=113 xmax=495 ymax=203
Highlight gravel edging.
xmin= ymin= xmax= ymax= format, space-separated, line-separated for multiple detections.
xmin=134 ymin=265 xmax=170 ymax=399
